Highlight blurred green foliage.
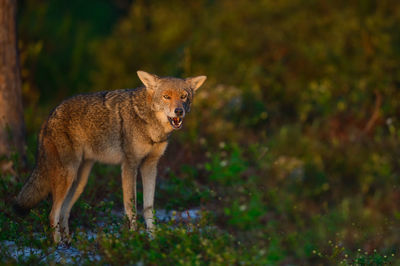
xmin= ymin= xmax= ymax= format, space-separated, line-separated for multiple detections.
xmin=5 ymin=0 xmax=400 ymax=264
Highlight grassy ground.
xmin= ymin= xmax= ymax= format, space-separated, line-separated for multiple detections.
xmin=1 ymin=132 xmax=399 ymax=265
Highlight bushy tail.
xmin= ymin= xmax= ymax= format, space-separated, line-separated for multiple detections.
xmin=13 ymin=165 xmax=51 ymax=216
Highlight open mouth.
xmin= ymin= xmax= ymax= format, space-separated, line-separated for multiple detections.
xmin=168 ymin=116 xmax=183 ymax=129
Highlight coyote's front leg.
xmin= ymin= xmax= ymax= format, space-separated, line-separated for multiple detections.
xmin=121 ymin=162 xmax=138 ymax=230
xmin=140 ymin=141 xmax=167 ymax=234
xmin=140 ymin=156 xmax=158 ymax=234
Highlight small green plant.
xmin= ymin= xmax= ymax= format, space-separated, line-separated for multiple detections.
xmin=205 ymin=144 xmax=247 ymax=185
xmin=158 ymin=165 xmax=211 ymax=210
xmin=224 ymin=190 xmax=266 ymax=230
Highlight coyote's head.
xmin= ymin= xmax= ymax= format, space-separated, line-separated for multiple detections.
xmin=137 ymin=71 xmax=206 ymax=130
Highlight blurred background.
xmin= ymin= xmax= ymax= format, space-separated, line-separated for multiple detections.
xmin=12 ymin=0 xmax=400 ymax=263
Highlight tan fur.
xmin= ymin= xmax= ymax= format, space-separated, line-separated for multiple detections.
xmin=14 ymin=71 xmax=206 ymax=243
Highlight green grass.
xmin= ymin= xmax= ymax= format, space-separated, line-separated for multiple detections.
xmin=1 ymin=140 xmax=399 ymax=265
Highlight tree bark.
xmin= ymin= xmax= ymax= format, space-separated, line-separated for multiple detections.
xmin=0 ymin=0 xmax=25 ymax=161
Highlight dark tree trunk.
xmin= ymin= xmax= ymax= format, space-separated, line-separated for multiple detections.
xmin=0 ymin=0 xmax=25 ymax=163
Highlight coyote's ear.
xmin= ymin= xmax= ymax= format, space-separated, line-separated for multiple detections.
xmin=137 ymin=70 xmax=159 ymax=89
xmin=186 ymin=75 xmax=207 ymax=92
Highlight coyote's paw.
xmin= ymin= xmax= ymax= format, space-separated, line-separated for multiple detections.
xmin=53 ymin=229 xmax=62 ymax=244
xmin=145 ymin=221 xmax=155 ymax=239
xmin=58 ymin=237 xmax=72 ymax=248
xmin=129 ymin=220 xmax=137 ymax=231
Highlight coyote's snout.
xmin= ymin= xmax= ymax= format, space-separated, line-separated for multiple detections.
xmin=14 ymin=70 xmax=206 ymax=244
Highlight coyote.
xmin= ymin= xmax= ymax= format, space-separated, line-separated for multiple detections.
xmin=14 ymin=71 xmax=206 ymax=243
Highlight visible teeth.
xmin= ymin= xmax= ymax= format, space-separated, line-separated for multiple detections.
xmin=169 ymin=116 xmax=182 ymax=128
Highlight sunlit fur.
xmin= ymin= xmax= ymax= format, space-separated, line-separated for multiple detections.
xmin=14 ymin=71 xmax=206 ymax=244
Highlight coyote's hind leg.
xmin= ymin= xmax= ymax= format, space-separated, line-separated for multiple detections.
xmin=48 ymin=154 xmax=80 ymax=244
xmin=59 ymin=160 xmax=94 ymax=242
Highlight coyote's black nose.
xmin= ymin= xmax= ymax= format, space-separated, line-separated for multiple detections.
xmin=174 ymin=108 xmax=184 ymax=117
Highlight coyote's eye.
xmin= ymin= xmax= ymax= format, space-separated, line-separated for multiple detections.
xmin=181 ymin=94 xmax=187 ymax=99
xmin=163 ymin=95 xmax=171 ymax=100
